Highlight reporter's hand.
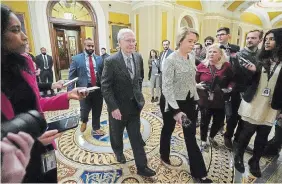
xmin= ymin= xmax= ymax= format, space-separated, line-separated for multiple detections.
xmin=222 ymin=88 xmax=232 ymax=93
xmin=35 ymin=69 xmax=40 ymax=76
xmin=112 ymin=109 xmax=122 ymax=120
xmin=38 ymin=130 xmax=61 ymax=146
xmin=51 ymin=80 xmax=66 ymax=89
xmin=196 ymin=82 xmax=205 ymax=90
xmin=244 ymin=62 xmax=256 ymax=72
xmin=1 ymin=132 xmax=34 ymax=183
xmin=67 ymin=87 xmax=89 ymax=100
xmin=173 ymin=112 xmax=186 ymax=125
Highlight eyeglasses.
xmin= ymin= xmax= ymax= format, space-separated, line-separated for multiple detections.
xmin=216 ymin=33 xmax=227 ymax=37
xmin=123 ymin=39 xmax=136 ymax=44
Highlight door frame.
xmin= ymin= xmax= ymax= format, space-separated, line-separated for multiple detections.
xmin=46 ymin=1 xmax=99 ymax=80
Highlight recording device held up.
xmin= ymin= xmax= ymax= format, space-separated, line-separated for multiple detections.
xmin=1 ymin=110 xmax=47 ymax=140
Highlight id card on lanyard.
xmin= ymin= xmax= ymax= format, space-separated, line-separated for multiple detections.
xmin=41 ymin=150 xmax=57 ymax=173
xmin=262 ymin=62 xmax=279 ymax=97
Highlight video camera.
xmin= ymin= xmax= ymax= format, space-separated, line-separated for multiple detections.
xmin=1 ymin=110 xmax=47 ymax=140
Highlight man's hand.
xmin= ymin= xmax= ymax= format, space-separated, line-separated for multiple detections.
xmin=112 ymin=109 xmax=122 ymax=120
xmin=244 ymin=62 xmax=256 ymax=72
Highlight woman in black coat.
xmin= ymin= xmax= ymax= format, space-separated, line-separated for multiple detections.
xmin=264 ymin=63 xmax=282 ymax=156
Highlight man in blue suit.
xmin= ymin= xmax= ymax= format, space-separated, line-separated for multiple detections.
xmin=68 ymin=38 xmax=104 ymax=135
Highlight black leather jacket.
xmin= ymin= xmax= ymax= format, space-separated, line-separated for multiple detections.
xmin=230 ymin=47 xmax=260 ymax=92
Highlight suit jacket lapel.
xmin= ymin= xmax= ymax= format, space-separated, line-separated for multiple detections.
xmin=117 ymin=51 xmax=132 ymax=81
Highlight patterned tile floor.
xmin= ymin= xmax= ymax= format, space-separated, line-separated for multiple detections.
xmin=44 ymin=88 xmax=281 ymax=183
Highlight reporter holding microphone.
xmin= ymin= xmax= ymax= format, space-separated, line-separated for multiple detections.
xmin=159 ymin=27 xmax=212 ymax=183
xmin=1 ymin=5 xmax=88 ymax=183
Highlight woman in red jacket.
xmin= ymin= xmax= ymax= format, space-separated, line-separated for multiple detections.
xmin=1 ymin=5 xmax=87 ymax=183
xmin=196 ymin=44 xmax=234 ymax=149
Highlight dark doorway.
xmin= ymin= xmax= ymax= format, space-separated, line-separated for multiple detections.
xmin=54 ymin=25 xmax=82 ymax=71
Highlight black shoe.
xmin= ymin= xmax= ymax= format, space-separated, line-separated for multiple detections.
xmin=245 ymin=145 xmax=253 ymax=153
xmin=160 ymin=155 xmax=171 ymax=165
xmin=209 ymin=137 xmax=219 ymax=148
xmin=116 ymin=154 xmax=126 ymax=164
xmin=234 ymin=154 xmax=245 ymax=173
xmin=137 ymin=166 xmax=156 ymax=177
xmin=151 ymin=97 xmax=155 ymax=103
xmin=154 ymin=97 xmax=159 ymax=102
xmin=224 ymin=137 xmax=233 ymax=150
xmin=248 ymin=158 xmax=262 ymax=178
xmin=193 ymin=177 xmax=213 ymax=183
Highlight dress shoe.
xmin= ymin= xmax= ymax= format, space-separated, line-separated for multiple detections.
xmin=92 ymin=129 xmax=105 ymax=136
xmin=245 ymin=145 xmax=253 ymax=153
xmin=234 ymin=154 xmax=245 ymax=173
xmin=160 ymin=155 xmax=171 ymax=165
xmin=248 ymin=158 xmax=262 ymax=178
xmin=137 ymin=166 xmax=156 ymax=177
xmin=224 ymin=137 xmax=233 ymax=150
xmin=193 ymin=177 xmax=213 ymax=183
xmin=116 ymin=154 xmax=126 ymax=164
xmin=80 ymin=123 xmax=87 ymax=132
xmin=154 ymin=97 xmax=159 ymax=102
xmin=209 ymin=137 xmax=219 ymax=148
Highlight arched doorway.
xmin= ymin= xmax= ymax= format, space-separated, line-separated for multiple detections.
xmin=47 ymin=0 xmax=99 ymax=80
xmin=180 ymin=15 xmax=194 ymax=28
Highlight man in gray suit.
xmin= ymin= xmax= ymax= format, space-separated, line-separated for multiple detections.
xmin=101 ymin=29 xmax=156 ymax=177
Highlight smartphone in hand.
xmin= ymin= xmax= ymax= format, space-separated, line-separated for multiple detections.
xmin=47 ymin=116 xmax=79 ymax=133
xmin=78 ymin=86 xmax=100 ymax=93
xmin=63 ymin=77 xmax=79 ymax=87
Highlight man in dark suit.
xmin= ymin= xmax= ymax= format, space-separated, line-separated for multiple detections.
xmin=68 ymin=38 xmax=104 ymax=135
xmin=159 ymin=40 xmax=173 ymax=73
xmin=35 ymin=47 xmax=54 ymax=83
xmin=101 ymin=47 xmax=110 ymax=62
xmin=216 ymin=27 xmax=240 ymax=61
xmin=101 ymin=29 xmax=156 ymax=177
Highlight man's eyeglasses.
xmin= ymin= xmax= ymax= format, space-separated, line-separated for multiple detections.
xmin=216 ymin=33 xmax=227 ymax=37
xmin=124 ymin=39 xmax=136 ymax=44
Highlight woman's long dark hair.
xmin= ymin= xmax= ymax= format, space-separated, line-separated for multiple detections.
xmin=258 ymin=28 xmax=282 ymax=71
xmin=149 ymin=49 xmax=158 ymax=59
xmin=1 ymin=5 xmax=30 ymax=90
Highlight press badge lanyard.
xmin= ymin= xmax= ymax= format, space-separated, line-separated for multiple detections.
xmin=267 ymin=62 xmax=279 ymax=83
xmin=262 ymin=62 xmax=279 ymax=97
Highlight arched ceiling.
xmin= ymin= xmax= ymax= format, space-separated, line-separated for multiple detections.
xmin=128 ymin=0 xmax=281 ymax=28
xmin=173 ymin=0 xmax=282 ymax=28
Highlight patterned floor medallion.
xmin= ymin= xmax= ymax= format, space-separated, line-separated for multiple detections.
xmin=43 ymin=88 xmax=279 ymax=183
